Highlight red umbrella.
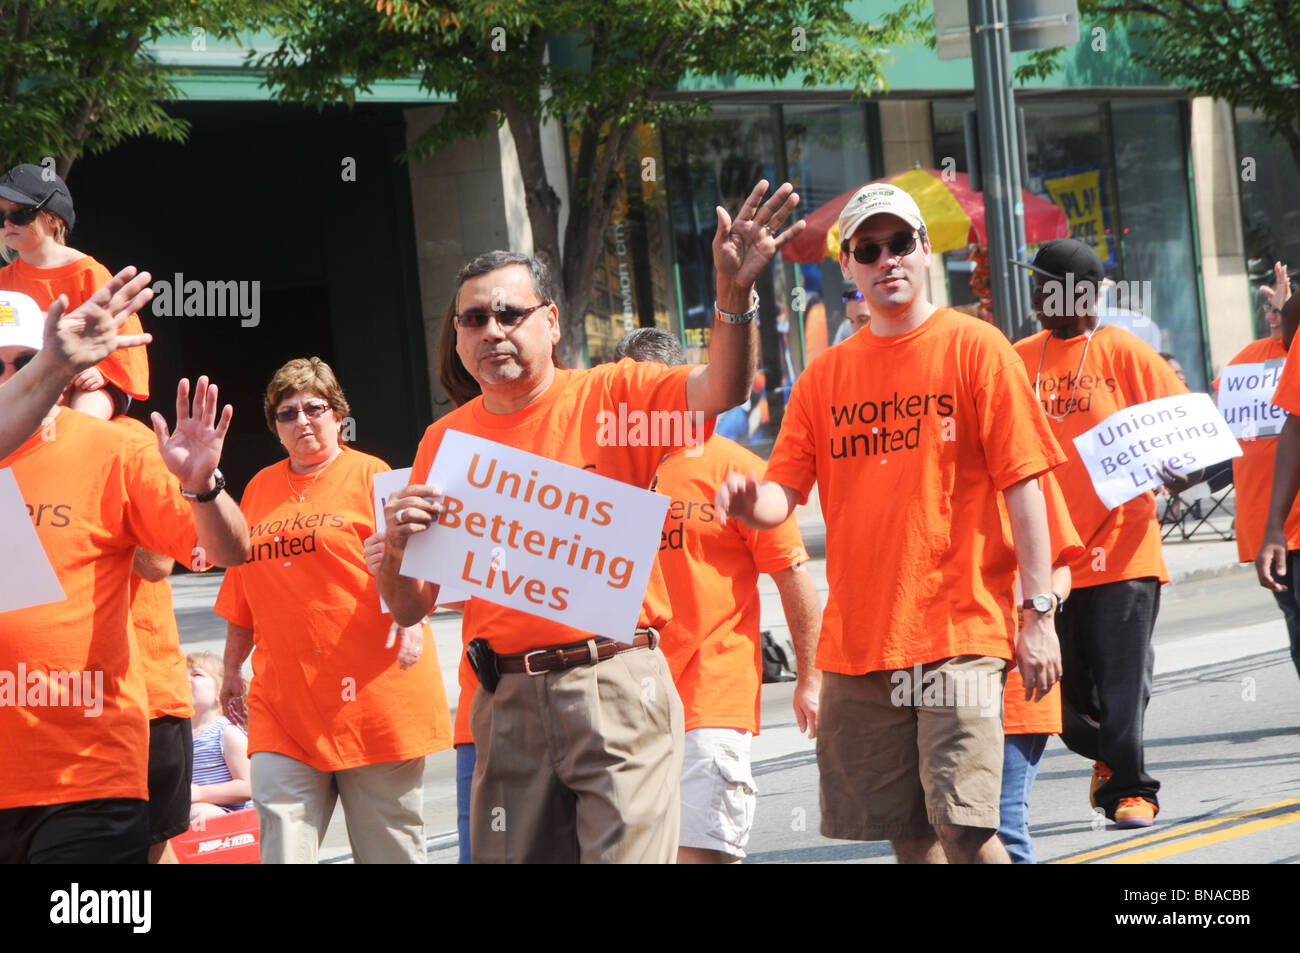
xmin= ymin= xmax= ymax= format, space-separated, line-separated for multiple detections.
xmin=781 ymin=168 xmax=1069 ymax=263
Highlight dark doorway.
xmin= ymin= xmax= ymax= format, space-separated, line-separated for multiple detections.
xmin=65 ymin=101 xmax=432 ymax=500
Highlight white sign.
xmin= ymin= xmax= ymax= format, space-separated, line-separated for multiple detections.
xmin=399 ymin=430 xmax=669 ymax=642
xmin=1217 ymin=360 xmax=1287 ymax=439
xmin=1073 ymin=394 xmax=1242 ymax=510
xmin=0 ymin=468 xmax=66 ymax=613
xmin=373 ymin=468 xmax=467 ymax=611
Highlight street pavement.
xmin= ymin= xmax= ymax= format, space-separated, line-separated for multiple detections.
xmin=170 ymin=508 xmax=1300 ymax=864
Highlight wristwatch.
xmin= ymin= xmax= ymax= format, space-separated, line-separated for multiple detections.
xmin=1022 ymin=593 xmax=1055 ymax=614
xmin=715 ymin=291 xmax=760 ymax=325
xmin=180 ymin=468 xmax=226 ymax=504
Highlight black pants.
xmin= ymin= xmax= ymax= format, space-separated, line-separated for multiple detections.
xmin=1057 ymin=577 xmax=1161 ymax=816
xmin=1267 ymin=551 xmax=1300 ymax=681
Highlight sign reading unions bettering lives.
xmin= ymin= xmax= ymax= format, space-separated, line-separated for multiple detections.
xmin=1217 ymin=360 xmax=1288 ymax=439
xmin=1073 ymin=394 xmax=1242 ymax=510
xmin=399 ymin=430 xmax=669 ymax=642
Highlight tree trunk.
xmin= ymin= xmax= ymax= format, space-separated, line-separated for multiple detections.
xmin=558 ymin=120 xmax=637 ymax=368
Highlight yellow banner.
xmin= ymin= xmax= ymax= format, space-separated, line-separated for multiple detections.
xmin=1044 ymin=169 xmax=1109 ymax=262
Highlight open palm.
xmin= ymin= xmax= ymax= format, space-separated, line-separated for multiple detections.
xmin=151 ymin=377 xmax=232 ymax=490
xmin=713 ymin=180 xmax=806 ymax=289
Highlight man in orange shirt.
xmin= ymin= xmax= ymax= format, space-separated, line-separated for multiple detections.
xmin=1011 ymin=239 xmax=1188 ymax=829
xmin=1254 ymin=269 xmax=1300 ymax=684
xmin=380 ymin=180 xmax=805 ymax=863
xmin=0 ymin=295 xmax=249 ymax=862
xmin=717 ymin=183 xmax=1065 ymax=864
xmin=617 ymin=327 xmax=821 ymax=863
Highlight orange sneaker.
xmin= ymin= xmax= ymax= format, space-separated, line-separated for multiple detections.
xmin=1115 ymin=797 xmax=1158 ymax=828
xmin=1089 ymin=762 xmax=1111 ymax=808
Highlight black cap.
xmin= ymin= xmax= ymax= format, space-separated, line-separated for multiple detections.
xmin=1013 ymin=238 xmax=1103 ymax=285
xmin=0 ymin=164 xmax=75 ymax=232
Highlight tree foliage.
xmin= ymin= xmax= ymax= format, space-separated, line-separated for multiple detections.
xmin=257 ymin=0 xmax=928 ymax=366
xmin=0 ymin=1 xmax=293 ymax=177
xmin=1015 ymin=1 xmax=1300 ymax=171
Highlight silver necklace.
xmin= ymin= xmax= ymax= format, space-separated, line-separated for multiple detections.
xmin=1035 ymin=327 xmax=1095 ymax=423
xmin=286 ymin=448 xmax=341 ymax=502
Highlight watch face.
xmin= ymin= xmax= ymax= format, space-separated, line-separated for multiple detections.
xmin=1032 ymin=594 xmax=1053 ymax=613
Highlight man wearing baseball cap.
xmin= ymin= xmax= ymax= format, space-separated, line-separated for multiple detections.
xmin=0 ymin=267 xmax=152 ymax=458
xmin=717 ymin=182 xmax=1065 ymax=863
xmin=1011 ymin=238 xmax=1187 ymax=829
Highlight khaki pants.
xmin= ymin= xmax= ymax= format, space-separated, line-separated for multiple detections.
xmin=251 ymin=752 xmax=426 ymax=864
xmin=470 ymin=645 xmax=684 ymax=863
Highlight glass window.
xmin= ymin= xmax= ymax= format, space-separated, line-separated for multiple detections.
xmin=1108 ymin=101 xmax=1205 ymax=390
xmin=783 ymin=104 xmax=874 ymax=362
xmin=1235 ymin=105 xmax=1300 ymax=334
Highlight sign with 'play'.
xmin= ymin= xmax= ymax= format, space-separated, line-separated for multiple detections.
xmin=1074 ymin=394 xmax=1241 ymax=510
xmin=399 ymin=430 xmax=668 ymax=642
xmin=1216 ymin=360 xmax=1287 ymax=439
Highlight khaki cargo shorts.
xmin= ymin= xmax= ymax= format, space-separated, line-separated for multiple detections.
xmin=817 ymin=655 xmax=1007 ymax=842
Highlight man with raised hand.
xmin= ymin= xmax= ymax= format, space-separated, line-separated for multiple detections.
xmin=716 ymin=182 xmax=1064 ymax=865
xmin=0 ymin=267 xmax=153 ymax=458
xmin=379 ymin=180 xmax=804 ymax=864
xmin=617 ymin=326 xmax=821 ymax=864
xmin=0 ymin=295 xmax=248 ymax=862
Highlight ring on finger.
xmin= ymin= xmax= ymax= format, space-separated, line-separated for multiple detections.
xmin=396 ymin=508 xmax=408 ymax=524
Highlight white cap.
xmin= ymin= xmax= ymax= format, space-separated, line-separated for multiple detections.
xmin=838 ymin=183 xmax=926 ymax=247
xmin=0 ymin=290 xmax=44 ymax=351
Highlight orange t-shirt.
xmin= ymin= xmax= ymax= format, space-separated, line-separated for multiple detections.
xmin=1213 ymin=337 xmax=1300 ymax=562
xmin=1003 ymin=470 xmax=1083 ymax=735
xmin=654 ymin=436 xmax=810 ymax=734
xmin=0 ymin=255 xmax=149 ymax=399
xmin=113 ymin=416 xmax=192 ymax=720
xmin=213 ymin=447 xmax=451 ymax=771
xmin=411 ymin=360 xmax=710 ymax=656
xmin=765 ymin=307 xmax=1066 ymax=675
xmin=0 ymin=409 xmax=199 ymax=809
xmin=1013 ymin=325 xmax=1187 ymax=587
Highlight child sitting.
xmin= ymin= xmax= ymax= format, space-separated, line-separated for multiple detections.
xmin=187 ymin=652 xmax=252 ymax=821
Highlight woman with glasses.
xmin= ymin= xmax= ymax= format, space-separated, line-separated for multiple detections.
xmin=213 ymin=357 xmax=452 ymax=863
xmin=0 ymin=164 xmax=149 ymax=417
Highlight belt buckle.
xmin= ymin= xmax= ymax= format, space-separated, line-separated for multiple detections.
xmin=522 ymin=649 xmax=548 ymax=676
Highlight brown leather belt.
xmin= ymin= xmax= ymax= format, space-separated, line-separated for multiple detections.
xmin=496 ymin=628 xmax=659 ymax=676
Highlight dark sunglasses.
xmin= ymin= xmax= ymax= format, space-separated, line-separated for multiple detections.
xmin=849 ymin=231 xmax=918 ymax=265
xmin=274 ymin=401 xmax=332 ymax=423
xmin=842 ymin=289 xmax=865 ymax=302
xmin=454 ymin=301 xmax=550 ymax=330
xmin=0 ymin=192 xmax=53 ymax=228
xmin=0 ymin=352 xmax=35 ymax=375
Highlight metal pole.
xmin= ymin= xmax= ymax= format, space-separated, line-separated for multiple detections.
xmin=968 ymin=0 xmax=1028 ymax=340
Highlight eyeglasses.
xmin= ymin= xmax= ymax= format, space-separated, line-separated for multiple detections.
xmin=274 ymin=401 xmax=332 ymax=423
xmin=849 ymin=231 xmax=918 ymax=265
xmin=454 ymin=302 xmax=550 ymax=330
xmin=0 ymin=193 xmax=52 ymax=228
xmin=842 ymin=289 xmax=864 ymax=302
xmin=0 ymin=353 xmax=35 ymax=375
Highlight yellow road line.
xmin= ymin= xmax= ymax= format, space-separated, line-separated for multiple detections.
xmin=1053 ymin=797 xmax=1300 ymax=864
xmin=1106 ymin=808 xmax=1300 ymax=864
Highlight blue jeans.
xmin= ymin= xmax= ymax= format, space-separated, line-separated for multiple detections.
xmin=999 ymin=733 xmax=1047 ymax=864
xmin=456 ymin=743 xmax=476 ymax=865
